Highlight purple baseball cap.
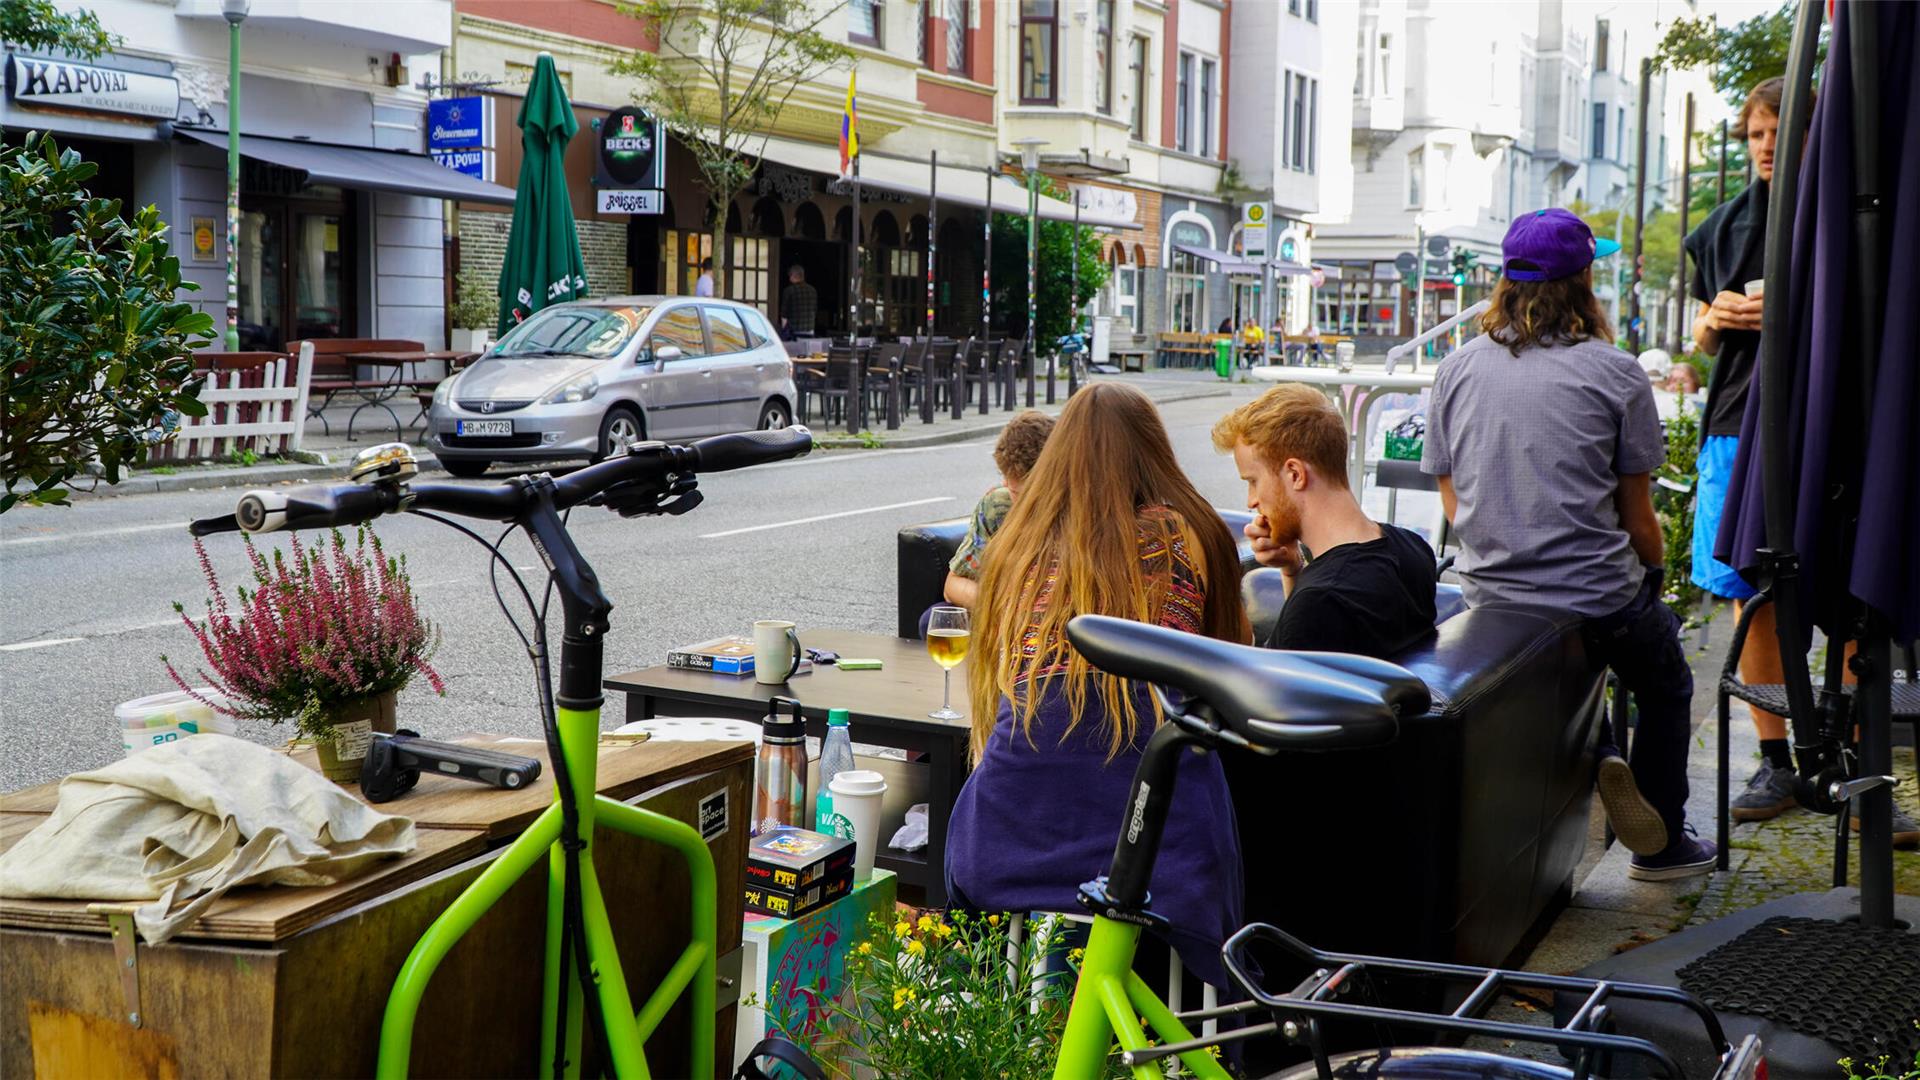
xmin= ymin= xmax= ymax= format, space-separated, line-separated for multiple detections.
xmin=1501 ymin=208 xmax=1622 ymax=281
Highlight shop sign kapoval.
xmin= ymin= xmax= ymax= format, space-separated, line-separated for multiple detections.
xmin=6 ymin=55 xmax=179 ymax=120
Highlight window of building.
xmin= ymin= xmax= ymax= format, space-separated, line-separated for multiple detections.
xmin=662 ymin=229 xmax=712 ymax=296
xmin=1488 ymin=40 xmax=1498 ymax=99
xmin=1283 ymin=71 xmax=1319 ymax=173
xmin=946 ymin=0 xmax=969 ymax=76
xmin=1306 ymin=0 xmax=1318 ymax=22
xmin=1094 ymin=0 xmax=1114 ymax=115
xmin=1019 ymin=0 xmax=1056 ymax=104
xmin=1595 ymin=18 xmax=1610 ymax=71
xmin=1406 ymin=146 xmax=1423 ymax=207
xmin=918 ymin=1 xmax=928 ymax=63
xmin=1377 ymin=34 xmax=1394 ymax=96
xmin=729 ymin=235 xmax=770 ymax=313
xmin=1288 ymin=0 xmax=1300 ymax=13
xmin=1129 ymin=35 xmax=1150 ymax=139
xmin=1433 ymin=143 xmax=1453 ymax=209
xmin=1176 ymin=52 xmax=1193 ymax=152
xmin=1354 ymin=22 xmax=1368 ymax=94
xmin=1167 ymin=242 xmax=1208 ymax=333
xmin=1198 ymin=58 xmax=1215 ymax=156
xmin=1116 ymin=265 xmax=1141 ymax=332
xmin=850 ymin=0 xmax=882 ymax=46
xmin=1616 ymin=106 xmax=1626 ymax=161
xmin=1592 ymin=103 xmax=1606 ymax=159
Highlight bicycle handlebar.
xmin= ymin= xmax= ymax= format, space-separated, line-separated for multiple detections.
xmin=189 ymin=425 xmax=814 ymax=537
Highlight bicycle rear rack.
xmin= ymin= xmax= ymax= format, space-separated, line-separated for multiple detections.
xmin=1124 ymin=923 xmax=1744 ymax=1079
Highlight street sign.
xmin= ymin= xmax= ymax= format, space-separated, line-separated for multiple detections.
xmin=1241 ymin=201 xmax=1269 ymax=258
xmin=597 ymin=189 xmax=663 ymax=214
xmin=428 ymin=96 xmax=494 ymax=181
xmin=1426 ymin=234 xmax=1451 ymax=258
xmin=1394 ymin=251 xmax=1418 ymax=275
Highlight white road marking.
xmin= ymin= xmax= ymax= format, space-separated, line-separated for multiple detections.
xmin=697 ymin=497 xmax=956 ymax=539
xmin=0 ymin=521 xmax=190 ymax=547
xmin=0 ymin=638 xmax=83 ymax=652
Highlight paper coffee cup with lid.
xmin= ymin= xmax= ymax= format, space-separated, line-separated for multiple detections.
xmin=824 ymin=769 xmax=887 ymax=881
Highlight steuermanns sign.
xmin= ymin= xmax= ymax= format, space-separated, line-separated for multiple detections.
xmin=6 ymin=55 xmax=180 ymax=120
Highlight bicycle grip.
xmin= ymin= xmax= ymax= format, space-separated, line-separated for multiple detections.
xmin=686 ymin=425 xmax=814 ymax=473
xmin=236 ymin=484 xmax=395 ymax=534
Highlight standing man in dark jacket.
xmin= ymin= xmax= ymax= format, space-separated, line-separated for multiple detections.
xmin=779 ymin=265 xmax=818 ymax=339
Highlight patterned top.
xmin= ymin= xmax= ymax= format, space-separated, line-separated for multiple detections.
xmin=780 ymin=282 xmax=819 ymax=335
xmin=948 ymin=486 xmax=1015 ymax=580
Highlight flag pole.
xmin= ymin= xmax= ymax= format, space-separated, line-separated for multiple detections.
xmin=981 ymin=165 xmax=992 ymax=414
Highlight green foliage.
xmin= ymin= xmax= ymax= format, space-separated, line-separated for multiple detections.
xmin=1654 ymin=2 xmax=1827 ymax=109
xmin=450 ymin=270 xmax=498 ymax=331
xmin=612 ymin=0 xmax=854 ymax=299
xmin=2 ymin=132 xmax=214 ymax=512
xmin=990 ymin=178 xmax=1112 ymax=346
xmin=772 ymin=911 xmax=1131 ymax=1078
xmin=0 ymin=0 xmax=115 ymax=59
xmin=1653 ymin=401 xmax=1708 ymax=627
xmin=1838 ymin=1025 xmax=1920 ymax=1080
xmin=1573 ymin=200 xmax=1685 ymax=302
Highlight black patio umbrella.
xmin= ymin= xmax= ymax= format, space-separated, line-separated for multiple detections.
xmin=1713 ymin=0 xmax=1919 ymax=927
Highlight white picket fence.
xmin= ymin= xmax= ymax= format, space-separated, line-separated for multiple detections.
xmin=153 ymin=342 xmax=314 ymax=462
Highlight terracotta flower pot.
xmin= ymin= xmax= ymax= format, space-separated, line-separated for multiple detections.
xmin=313 ymin=690 xmax=399 ymax=783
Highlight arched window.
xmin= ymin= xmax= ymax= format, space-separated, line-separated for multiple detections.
xmin=794 ymin=203 xmax=827 ymax=240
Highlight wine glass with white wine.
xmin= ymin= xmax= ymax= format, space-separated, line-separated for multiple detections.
xmin=925 ymin=605 xmax=970 ymax=720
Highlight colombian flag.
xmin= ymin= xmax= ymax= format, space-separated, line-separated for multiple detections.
xmin=840 ymin=73 xmax=859 ymax=177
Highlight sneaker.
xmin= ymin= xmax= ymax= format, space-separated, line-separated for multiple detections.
xmin=1849 ymin=803 xmax=1920 ymax=851
xmin=1730 ymin=761 xmax=1800 ymax=822
xmin=1629 ymin=828 xmax=1718 ymax=881
xmin=1596 ymin=751 xmax=1669 ymax=856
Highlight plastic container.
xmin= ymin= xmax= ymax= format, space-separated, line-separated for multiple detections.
xmin=826 ymin=770 xmax=888 ymax=881
xmin=1214 ymin=339 xmax=1234 ymax=379
xmin=813 ymin=708 xmax=854 ymax=830
xmin=117 ymin=689 xmax=237 ymax=756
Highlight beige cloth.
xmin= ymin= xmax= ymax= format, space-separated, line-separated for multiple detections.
xmin=0 ymin=734 xmax=414 ymax=943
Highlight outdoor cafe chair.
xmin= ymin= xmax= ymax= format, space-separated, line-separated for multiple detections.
xmin=802 ymin=347 xmax=856 ymax=427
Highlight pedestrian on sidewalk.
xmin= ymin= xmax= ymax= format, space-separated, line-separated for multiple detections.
xmin=695 ymin=258 xmax=715 ymax=297
xmin=1422 ymin=207 xmax=1716 ymax=881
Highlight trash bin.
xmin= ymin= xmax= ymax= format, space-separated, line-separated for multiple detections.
xmin=1214 ymin=338 xmax=1233 ymax=379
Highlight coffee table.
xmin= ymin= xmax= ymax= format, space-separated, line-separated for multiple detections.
xmin=606 ymin=628 xmax=970 ymax=905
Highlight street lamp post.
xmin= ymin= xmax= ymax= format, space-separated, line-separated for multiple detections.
xmin=222 ymin=0 xmax=249 ymax=351
xmin=1015 ymin=137 xmax=1045 ymax=409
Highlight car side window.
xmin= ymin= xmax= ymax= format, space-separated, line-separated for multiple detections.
xmin=704 ymin=306 xmax=750 ymax=355
xmin=740 ymin=311 xmax=772 ymax=349
xmin=650 ymin=305 xmax=708 ymax=357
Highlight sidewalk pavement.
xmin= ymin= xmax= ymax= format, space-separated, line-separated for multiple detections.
xmin=74 ymin=372 xmax=1237 ymax=499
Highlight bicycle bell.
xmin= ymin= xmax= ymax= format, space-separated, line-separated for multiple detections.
xmin=350 ymin=442 xmax=420 ymax=484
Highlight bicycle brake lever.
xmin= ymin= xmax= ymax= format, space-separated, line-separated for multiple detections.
xmin=593 ymin=474 xmax=703 ymax=518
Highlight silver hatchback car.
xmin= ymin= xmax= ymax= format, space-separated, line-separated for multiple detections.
xmin=427 ymin=296 xmax=799 ymax=478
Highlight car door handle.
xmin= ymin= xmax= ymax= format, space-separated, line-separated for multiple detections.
xmin=700 ymin=369 xmax=713 ymax=377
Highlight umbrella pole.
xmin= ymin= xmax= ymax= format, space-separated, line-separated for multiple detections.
xmin=1757 ymin=0 xmax=1830 ymax=835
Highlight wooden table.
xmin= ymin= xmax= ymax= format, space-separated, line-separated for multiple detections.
xmin=342 ymin=350 xmax=479 ymax=441
xmin=2 ymin=735 xmax=752 ymax=1077
xmin=607 ymin=628 xmax=970 ymax=905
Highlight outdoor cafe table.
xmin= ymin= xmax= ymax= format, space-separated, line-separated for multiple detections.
xmin=341 ymin=350 xmax=479 ymax=442
xmin=0 ymin=734 xmax=751 ymax=1077
xmin=1248 ymin=364 xmax=1438 ymax=490
xmin=606 ymin=628 xmax=970 ymax=906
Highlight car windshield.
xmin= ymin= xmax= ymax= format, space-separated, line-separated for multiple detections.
xmin=490 ymin=305 xmax=650 ymax=359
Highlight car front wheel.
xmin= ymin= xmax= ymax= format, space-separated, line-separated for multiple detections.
xmin=596 ymin=406 xmax=644 ymax=461
xmin=757 ymin=399 xmax=793 ymax=430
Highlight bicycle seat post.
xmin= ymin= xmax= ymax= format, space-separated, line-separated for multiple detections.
xmin=1080 ymin=713 xmax=1212 ymax=924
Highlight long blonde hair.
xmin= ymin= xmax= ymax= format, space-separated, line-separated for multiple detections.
xmin=966 ymin=383 xmax=1246 ymax=762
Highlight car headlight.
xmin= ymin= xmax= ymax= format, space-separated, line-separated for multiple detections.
xmin=542 ymin=375 xmax=599 ymax=404
xmin=432 ymin=373 xmax=458 ymax=406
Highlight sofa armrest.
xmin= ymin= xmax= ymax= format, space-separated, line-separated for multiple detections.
xmin=896 ymin=518 xmax=971 ymax=638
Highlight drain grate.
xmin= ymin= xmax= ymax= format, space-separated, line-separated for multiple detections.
xmin=1676 ymin=916 xmax=1920 ymax=1065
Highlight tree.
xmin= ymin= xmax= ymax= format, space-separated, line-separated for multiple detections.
xmin=0 ymin=0 xmax=114 ymax=59
xmin=989 ymin=185 xmax=1111 ymax=347
xmin=1654 ymin=2 xmax=1826 ymax=109
xmin=3 ymin=134 xmax=214 ymax=511
xmin=612 ymin=0 xmax=854 ymax=299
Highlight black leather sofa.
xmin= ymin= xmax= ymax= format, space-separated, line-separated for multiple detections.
xmin=895 ymin=514 xmax=1606 ymax=970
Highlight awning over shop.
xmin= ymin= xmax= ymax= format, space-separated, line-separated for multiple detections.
xmin=1175 ymin=243 xmax=1317 ymax=277
xmin=749 ymin=135 xmax=1142 ymax=231
xmin=175 ymin=128 xmax=517 ymax=205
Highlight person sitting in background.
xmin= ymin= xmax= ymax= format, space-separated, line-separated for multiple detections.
xmin=1422 ymin=207 xmax=1714 ymax=881
xmin=943 ymin=410 xmax=1056 ymax=609
xmin=1666 ymin=363 xmax=1703 ymax=395
xmin=1240 ymin=319 xmax=1266 ymax=367
xmin=946 ymin=383 xmax=1248 ymax=989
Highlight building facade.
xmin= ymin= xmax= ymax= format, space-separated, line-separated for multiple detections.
xmin=4 ymin=0 xmax=512 ymax=352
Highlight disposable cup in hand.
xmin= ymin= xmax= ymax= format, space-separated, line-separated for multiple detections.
xmin=1744 ymin=279 xmax=1766 ymax=298
xmin=827 ymin=769 xmax=887 ymax=881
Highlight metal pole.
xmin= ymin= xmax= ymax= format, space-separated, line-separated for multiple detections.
xmin=848 ymin=156 xmax=863 ymax=433
xmin=225 ymin=16 xmax=243 ymax=351
xmin=926 ymin=150 xmax=937 ymax=342
xmin=1068 ymin=196 xmax=1079 ymax=396
xmin=1410 ymin=220 xmax=1425 ymax=368
xmin=1025 ymin=167 xmax=1038 ymax=408
xmin=1673 ymin=93 xmax=1694 ymax=355
xmin=1629 ymin=56 xmax=1651 ymax=354
xmin=1716 ymin=119 xmax=1729 ymax=207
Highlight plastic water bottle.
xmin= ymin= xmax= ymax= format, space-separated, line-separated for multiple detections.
xmin=814 ymin=708 xmax=854 ymax=833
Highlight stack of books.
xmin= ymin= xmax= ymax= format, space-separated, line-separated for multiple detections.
xmin=667 ymin=635 xmax=812 ymax=677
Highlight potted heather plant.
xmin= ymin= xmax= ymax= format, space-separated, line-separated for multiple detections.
xmin=164 ymin=526 xmax=445 ymax=782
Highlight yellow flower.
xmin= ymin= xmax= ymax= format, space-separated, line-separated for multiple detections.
xmin=1068 ymin=947 xmax=1085 ymax=963
xmin=905 ymin=939 xmax=926 ymax=957
xmin=987 ymin=913 xmax=1001 ymax=927
xmin=916 ymin=914 xmax=935 ymax=933
xmin=894 ymin=920 xmax=911 ymax=938
xmin=857 ymin=941 xmax=873 ymax=956
xmin=933 ymin=922 xmax=954 ymax=939
xmin=893 ymin=987 xmax=911 ymax=1010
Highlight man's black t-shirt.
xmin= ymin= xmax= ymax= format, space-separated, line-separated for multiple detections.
xmin=1685 ymin=182 xmax=1768 ymax=438
xmin=1261 ymin=522 xmax=1438 ymax=655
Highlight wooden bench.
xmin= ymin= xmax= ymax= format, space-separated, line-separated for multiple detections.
xmin=286 ymin=338 xmax=425 ymax=434
xmin=1155 ymin=331 xmax=1228 ymax=369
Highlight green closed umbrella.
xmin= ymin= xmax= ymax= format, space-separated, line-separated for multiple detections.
xmin=497 ymin=53 xmax=587 ymax=337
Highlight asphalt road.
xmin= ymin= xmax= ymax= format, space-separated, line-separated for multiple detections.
xmin=0 ymin=392 xmax=1268 ymax=791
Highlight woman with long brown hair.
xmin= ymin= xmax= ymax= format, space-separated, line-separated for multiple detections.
xmin=945 ymin=382 xmax=1248 ymax=988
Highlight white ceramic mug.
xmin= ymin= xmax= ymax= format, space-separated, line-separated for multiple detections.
xmin=826 ymin=769 xmax=888 ymax=881
xmin=752 ymin=620 xmax=803 ymax=685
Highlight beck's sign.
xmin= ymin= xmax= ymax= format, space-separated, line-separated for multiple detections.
xmin=6 ymin=55 xmax=179 ymax=120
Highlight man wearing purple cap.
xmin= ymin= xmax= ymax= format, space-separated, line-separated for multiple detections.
xmin=1421 ymin=208 xmax=1715 ymax=881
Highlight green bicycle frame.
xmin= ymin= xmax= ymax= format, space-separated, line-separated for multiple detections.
xmin=1052 ymin=916 xmax=1232 ymax=1080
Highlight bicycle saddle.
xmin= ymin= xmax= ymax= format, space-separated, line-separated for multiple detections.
xmin=1065 ymin=615 xmax=1432 ymax=751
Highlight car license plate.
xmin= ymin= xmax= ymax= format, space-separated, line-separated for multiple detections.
xmin=456 ymin=420 xmax=513 ymax=436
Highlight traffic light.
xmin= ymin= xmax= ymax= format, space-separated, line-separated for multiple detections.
xmin=1449 ymin=250 xmax=1472 ymax=287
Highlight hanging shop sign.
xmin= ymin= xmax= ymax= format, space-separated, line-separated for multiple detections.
xmin=427 ymin=95 xmax=494 ymax=182
xmin=191 ymin=216 xmax=217 ymax=262
xmin=6 ymin=54 xmax=179 ymax=120
xmin=1072 ymin=184 xmax=1138 ymax=223
xmin=594 ymin=107 xmax=664 ymax=214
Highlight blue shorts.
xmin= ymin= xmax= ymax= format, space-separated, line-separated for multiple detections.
xmin=1691 ymin=435 xmax=1757 ymax=600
